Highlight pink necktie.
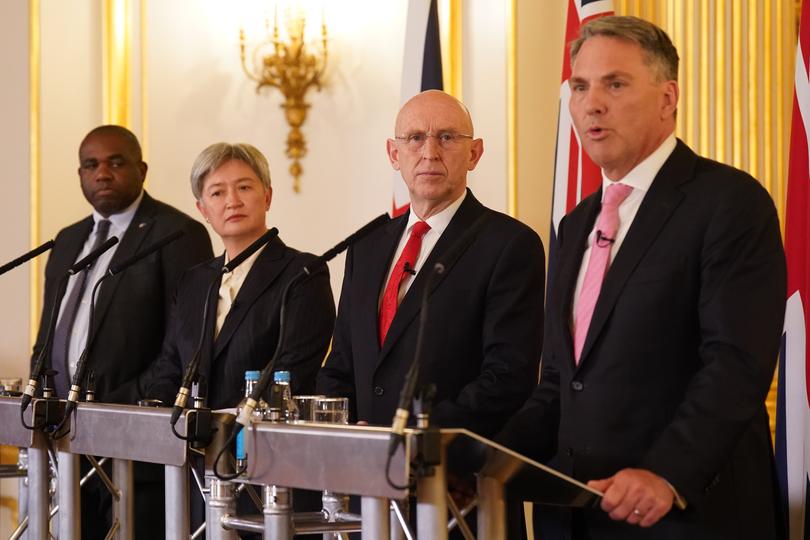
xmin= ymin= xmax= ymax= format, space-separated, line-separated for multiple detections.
xmin=573 ymin=183 xmax=633 ymax=363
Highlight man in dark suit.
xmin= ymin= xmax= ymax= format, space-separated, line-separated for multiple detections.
xmin=496 ymin=17 xmax=786 ymax=539
xmin=317 ymin=90 xmax=545 ymax=438
xmin=30 ymin=125 xmax=213 ymax=539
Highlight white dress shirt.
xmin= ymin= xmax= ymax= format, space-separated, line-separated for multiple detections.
xmin=571 ymin=134 xmax=677 ymax=318
xmin=216 ymin=244 xmax=266 ymax=338
xmin=59 ymin=190 xmax=144 ymax=378
xmin=380 ymin=190 xmax=467 ymax=307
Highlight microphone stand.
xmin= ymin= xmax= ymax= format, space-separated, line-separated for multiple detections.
xmin=21 ymin=236 xmax=120 ymax=426
xmin=384 ymin=210 xmax=492 ymax=490
xmin=170 ymin=228 xmax=279 ymax=437
xmin=214 ymin=214 xmax=390 ymax=480
xmin=0 ymin=240 xmax=54 ymax=277
xmin=52 ymin=230 xmax=189 ymax=436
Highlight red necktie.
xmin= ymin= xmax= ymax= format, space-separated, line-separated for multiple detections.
xmin=573 ymin=183 xmax=633 ymax=363
xmin=378 ymin=221 xmax=431 ymax=345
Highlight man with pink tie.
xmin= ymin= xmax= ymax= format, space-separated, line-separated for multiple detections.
xmin=497 ymin=16 xmax=786 ymax=539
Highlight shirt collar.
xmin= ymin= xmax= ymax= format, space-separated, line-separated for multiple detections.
xmin=92 ymin=190 xmax=144 ymax=231
xmin=600 ymin=133 xmax=677 ymax=196
xmin=405 ymin=190 xmax=467 ymax=235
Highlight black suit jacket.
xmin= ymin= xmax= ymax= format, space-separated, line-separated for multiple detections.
xmin=133 ymin=236 xmax=335 ymax=410
xmin=497 ymin=141 xmax=786 ymax=539
xmin=317 ymin=190 xmax=545 ymax=438
xmin=31 ymin=192 xmax=213 ymax=403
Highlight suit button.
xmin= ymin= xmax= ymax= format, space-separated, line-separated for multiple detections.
xmin=566 ymin=447 xmax=574 ymax=457
xmin=374 ymin=386 xmax=384 ymax=396
xmin=570 ymin=381 xmax=584 ymax=392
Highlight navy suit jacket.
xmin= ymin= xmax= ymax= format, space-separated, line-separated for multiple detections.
xmin=497 ymin=141 xmax=786 ymax=539
xmin=317 ymin=190 xmax=545 ymax=438
xmin=31 ymin=191 xmax=213 ymax=402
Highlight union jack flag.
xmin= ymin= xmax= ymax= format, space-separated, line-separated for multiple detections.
xmin=776 ymin=1 xmax=810 ymax=538
xmin=551 ymin=0 xmax=613 ymax=250
xmin=392 ymin=0 xmax=443 ymax=217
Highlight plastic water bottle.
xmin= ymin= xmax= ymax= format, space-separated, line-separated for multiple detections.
xmin=273 ymin=370 xmax=299 ymax=422
xmin=235 ymin=370 xmax=267 ymax=471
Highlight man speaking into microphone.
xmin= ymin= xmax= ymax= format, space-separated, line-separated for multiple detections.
xmin=317 ymin=90 xmax=545 ymax=438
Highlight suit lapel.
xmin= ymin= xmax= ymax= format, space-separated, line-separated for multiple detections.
xmin=62 ymin=218 xmax=95 ymax=270
xmin=358 ymin=216 xmax=406 ymax=355
xmin=91 ymin=193 xmax=157 ymax=335
xmin=556 ymin=195 xmax=601 ymax=368
xmin=577 ymin=141 xmax=695 ymax=365
xmin=213 ymin=238 xmax=291 ymax=358
xmin=198 ymin=256 xmax=224 ymax=384
xmin=377 ymin=193 xmax=486 ymax=364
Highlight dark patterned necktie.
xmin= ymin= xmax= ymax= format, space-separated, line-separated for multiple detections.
xmin=52 ymin=219 xmax=111 ymax=397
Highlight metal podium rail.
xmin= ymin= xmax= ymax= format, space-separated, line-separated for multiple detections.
xmin=0 ymin=396 xmax=49 ymax=540
xmin=0 ymin=396 xmax=195 ymax=540
xmin=202 ymin=422 xmax=601 ymax=540
xmin=1 ymin=395 xmax=600 ymax=540
xmin=54 ymin=401 xmax=193 ymax=540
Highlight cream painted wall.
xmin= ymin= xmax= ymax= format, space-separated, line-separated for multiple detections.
xmin=462 ymin=0 xmax=508 ymax=213
xmin=0 ymin=3 xmax=30 ymax=535
xmin=515 ymin=0 xmax=568 ymax=254
xmin=40 ymin=1 xmax=104 ymax=240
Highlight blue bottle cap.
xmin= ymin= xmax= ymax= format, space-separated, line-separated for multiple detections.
xmin=245 ymin=370 xmax=261 ymax=381
xmin=273 ymin=370 xmax=291 ymax=383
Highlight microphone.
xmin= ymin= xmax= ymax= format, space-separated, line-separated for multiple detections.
xmin=223 ymin=228 xmax=279 ymax=274
xmin=68 ymin=237 xmax=120 ymax=275
xmin=387 ymin=210 xmax=491 ymax=457
xmin=108 ymin=230 xmax=185 ymax=276
xmin=57 ymin=230 xmax=189 ymax=431
xmin=403 ymin=262 xmax=416 ymax=276
xmin=595 ymin=230 xmax=615 ymax=247
xmin=22 ymin=235 xmax=120 ymax=419
xmin=0 ymin=240 xmax=55 ymax=277
xmin=234 ymin=214 xmax=391 ymax=429
xmin=302 ymin=214 xmax=390 ymax=275
xmin=170 ymin=228 xmax=280 ymax=430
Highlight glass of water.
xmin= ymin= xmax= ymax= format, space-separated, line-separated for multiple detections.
xmin=314 ymin=397 xmax=349 ymax=424
xmin=292 ymin=395 xmax=324 ymax=422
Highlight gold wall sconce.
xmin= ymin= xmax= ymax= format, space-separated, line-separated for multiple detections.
xmin=240 ymin=5 xmax=327 ymax=193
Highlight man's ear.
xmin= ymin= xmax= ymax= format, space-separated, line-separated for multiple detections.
xmin=386 ymin=139 xmax=401 ymax=170
xmin=467 ymin=139 xmax=484 ymax=171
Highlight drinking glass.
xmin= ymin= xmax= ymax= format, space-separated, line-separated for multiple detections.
xmin=292 ymin=395 xmax=324 ymax=422
xmin=314 ymin=397 xmax=349 ymax=424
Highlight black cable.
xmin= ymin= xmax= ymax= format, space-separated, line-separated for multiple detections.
xmin=385 ymin=451 xmax=415 ymax=491
xmin=213 ymin=426 xmax=246 ymax=480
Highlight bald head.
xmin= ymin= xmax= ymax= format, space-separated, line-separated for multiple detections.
xmin=386 ymin=90 xmax=483 ymax=219
xmin=394 ymin=90 xmax=475 ymax=137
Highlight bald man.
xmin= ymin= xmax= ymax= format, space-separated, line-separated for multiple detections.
xmin=317 ymin=90 xmax=545 ymax=437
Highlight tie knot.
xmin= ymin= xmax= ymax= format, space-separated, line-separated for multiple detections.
xmin=603 ymin=183 xmax=633 ymax=207
xmin=95 ymin=219 xmax=111 ymax=240
xmin=410 ymin=221 xmax=431 ymax=238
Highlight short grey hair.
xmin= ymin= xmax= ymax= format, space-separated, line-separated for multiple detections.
xmin=570 ymin=16 xmax=679 ymax=82
xmin=190 ymin=142 xmax=271 ymax=200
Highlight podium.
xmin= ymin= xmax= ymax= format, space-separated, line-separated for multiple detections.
xmin=235 ymin=421 xmax=601 ymax=539
xmin=0 ymin=396 xmax=600 ymax=540
xmin=0 ymin=396 xmax=50 ymax=540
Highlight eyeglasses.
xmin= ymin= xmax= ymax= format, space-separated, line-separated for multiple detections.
xmin=394 ymin=131 xmax=473 ymax=150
